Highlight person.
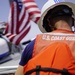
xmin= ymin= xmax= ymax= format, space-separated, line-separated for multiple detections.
xmin=15 ymin=0 xmax=75 ymax=75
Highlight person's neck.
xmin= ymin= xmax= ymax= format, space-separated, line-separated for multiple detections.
xmin=55 ymin=20 xmax=72 ymax=31
xmin=57 ymin=27 xmax=72 ymax=31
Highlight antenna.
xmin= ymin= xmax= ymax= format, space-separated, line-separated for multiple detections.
xmin=9 ymin=0 xmax=13 ymax=5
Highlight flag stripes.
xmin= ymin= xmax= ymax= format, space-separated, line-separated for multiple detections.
xmin=4 ymin=0 xmax=40 ymax=45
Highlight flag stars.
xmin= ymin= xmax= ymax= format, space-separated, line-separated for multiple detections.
xmin=17 ymin=1 xmax=23 ymax=11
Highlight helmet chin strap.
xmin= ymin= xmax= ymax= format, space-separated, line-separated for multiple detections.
xmin=74 ymin=20 xmax=75 ymax=33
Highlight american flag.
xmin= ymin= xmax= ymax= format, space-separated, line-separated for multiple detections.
xmin=3 ymin=0 xmax=41 ymax=45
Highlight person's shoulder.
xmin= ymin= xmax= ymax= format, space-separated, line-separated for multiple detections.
xmin=27 ymin=39 xmax=35 ymax=46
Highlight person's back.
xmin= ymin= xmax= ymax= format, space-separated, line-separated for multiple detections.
xmin=24 ymin=42 xmax=75 ymax=75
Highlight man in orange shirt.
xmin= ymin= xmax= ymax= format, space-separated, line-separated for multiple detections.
xmin=15 ymin=0 xmax=75 ymax=75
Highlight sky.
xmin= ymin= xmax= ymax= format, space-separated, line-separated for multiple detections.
xmin=0 ymin=0 xmax=75 ymax=23
xmin=0 ymin=0 xmax=47 ymax=22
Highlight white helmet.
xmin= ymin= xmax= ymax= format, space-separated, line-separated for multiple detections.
xmin=38 ymin=0 xmax=75 ymax=33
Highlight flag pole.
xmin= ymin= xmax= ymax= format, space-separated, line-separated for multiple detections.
xmin=9 ymin=0 xmax=13 ymax=5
